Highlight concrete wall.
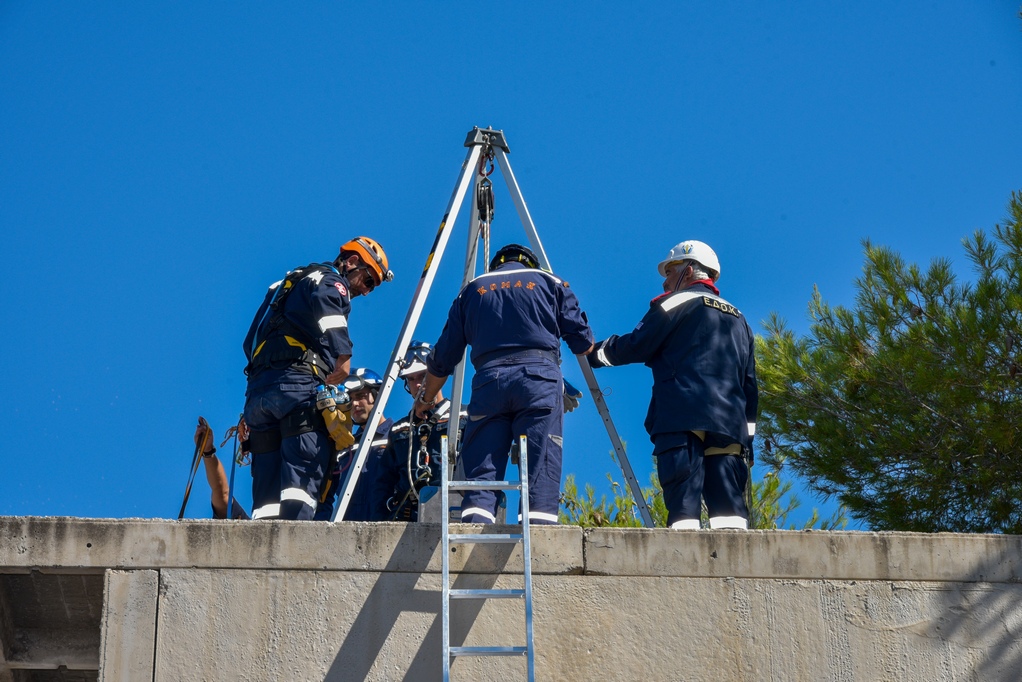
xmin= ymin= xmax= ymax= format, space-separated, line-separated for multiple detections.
xmin=1 ymin=517 xmax=1020 ymax=681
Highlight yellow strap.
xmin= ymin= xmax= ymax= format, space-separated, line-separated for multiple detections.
xmin=284 ymin=336 xmax=308 ymax=351
xmin=252 ymin=340 xmax=266 ymax=358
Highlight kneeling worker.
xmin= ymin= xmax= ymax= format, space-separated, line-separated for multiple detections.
xmin=383 ymin=340 xmax=465 ymax=521
xmin=414 ymin=244 xmax=594 ymax=525
xmin=316 ymin=368 xmax=393 ymax=521
xmin=588 ymin=240 xmax=758 ymax=529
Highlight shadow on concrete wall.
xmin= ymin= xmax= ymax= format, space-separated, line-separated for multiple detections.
xmin=323 ymin=524 xmax=515 ymax=681
xmin=932 ymin=543 xmax=1022 ymax=679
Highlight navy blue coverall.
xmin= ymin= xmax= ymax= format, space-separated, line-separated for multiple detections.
xmin=381 ymin=399 xmax=464 ymax=521
xmin=315 ymin=417 xmax=393 ymax=521
xmin=589 ymin=281 xmax=758 ymax=528
xmin=243 ymin=263 xmax=353 ymax=521
xmin=426 ymin=262 xmax=594 ymax=525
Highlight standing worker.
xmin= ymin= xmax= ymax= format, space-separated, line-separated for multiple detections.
xmin=414 ymin=244 xmax=594 ymax=525
xmin=587 ymin=240 xmax=757 ymax=529
xmin=242 ymin=237 xmax=393 ymax=520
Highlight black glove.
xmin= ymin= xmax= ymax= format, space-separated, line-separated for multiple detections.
xmin=587 ymin=339 xmax=611 ymax=368
xmin=562 ymin=378 xmax=583 ymax=413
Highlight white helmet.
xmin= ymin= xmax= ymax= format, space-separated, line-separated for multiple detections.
xmin=398 ymin=340 xmax=431 ymax=377
xmin=657 ymin=240 xmax=720 ymax=281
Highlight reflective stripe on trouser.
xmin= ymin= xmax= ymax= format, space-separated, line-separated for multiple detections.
xmin=248 ymin=430 xmax=332 ymax=520
xmin=244 ymin=374 xmax=332 ymax=521
xmin=459 ymin=362 xmax=563 ymax=524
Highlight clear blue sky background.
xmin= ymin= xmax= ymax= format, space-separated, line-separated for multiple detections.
xmin=2 ymin=3 xmax=1020 ymax=526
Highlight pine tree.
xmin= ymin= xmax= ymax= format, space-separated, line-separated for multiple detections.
xmin=757 ymin=190 xmax=1022 ymax=533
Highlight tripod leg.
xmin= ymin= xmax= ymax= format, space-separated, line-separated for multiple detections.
xmin=330 ymin=144 xmax=484 ymax=522
xmin=445 ymin=169 xmax=485 ymax=470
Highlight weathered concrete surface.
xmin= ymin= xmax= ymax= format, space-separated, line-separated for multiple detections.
xmin=0 ymin=518 xmax=583 ymax=574
xmin=584 ymin=528 xmax=1022 ymax=581
xmin=2 ymin=517 xmax=1021 ymax=681
xmin=100 ymin=570 xmax=157 ymax=682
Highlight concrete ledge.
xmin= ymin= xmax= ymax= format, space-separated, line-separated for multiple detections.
xmin=4 ymin=518 xmax=1020 ymax=583
xmin=0 ymin=518 xmax=584 ymax=575
xmin=583 ymin=528 xmax=1022 ymax=582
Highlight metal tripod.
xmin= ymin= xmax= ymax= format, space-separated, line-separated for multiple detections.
xmin=330 ymin=126 xmax=653 ymax=527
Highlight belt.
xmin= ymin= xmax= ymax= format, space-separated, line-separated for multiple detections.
xmin=474 ymin=347 xmax=560 ymax=370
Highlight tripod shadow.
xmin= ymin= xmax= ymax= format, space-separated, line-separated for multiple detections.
xmin=926 ymin=539 xmax=1022 ymax=679
xmin=323 ymin=523 xmax=517 ymax=682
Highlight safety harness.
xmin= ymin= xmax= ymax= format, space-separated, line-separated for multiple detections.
xmin=245 ymin=263 xmax=337 ymax=381
xmin=388 ymin=403 xmax=447 ymax=520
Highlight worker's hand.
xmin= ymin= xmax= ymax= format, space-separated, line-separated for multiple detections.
xmin=563 ymin=379 xmax=583 ymax=413
xmin=238 ymin=417 xmax=251 ymax=453
xmin=587 ymin=339 xmax=611 ymax=368
xmin=413 ymin=388 xmax=438 ymax=420
xmin=193 ymin=417 xmax=214 ymax=454
xmin=413 ymin=396 xmax=434 ymax=420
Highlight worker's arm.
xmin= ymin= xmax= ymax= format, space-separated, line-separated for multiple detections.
xmin=202 ymin=454 xmax=231 ymax=519
xmin=413 ymin=371 xmax=448 ymax=419
xmin=194 ymin=421 xmax=230 ymax=519
xmin=327 ymin=354 xmax=351 ymax=385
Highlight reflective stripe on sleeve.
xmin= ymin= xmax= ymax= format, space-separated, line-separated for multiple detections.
xmin=708 ymin=515 xmax=748 ymax=529
xmin=252 ymin=503 xmax=281 ymax=520
xmin=460 ymin=507 xmax=496 ymax=522
xmin=281 ymin=488 xmax=318 ymax=510
xmin=596 ymin=346 xmax=611 ymax=367
xmin=747 ymin=422 xmax=756 ymax=436
xmin=318 ymin=315 xmax=348 ymax=332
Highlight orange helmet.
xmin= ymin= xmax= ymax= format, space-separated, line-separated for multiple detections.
xmin=339 ymin=236 xmax=393 ymax=285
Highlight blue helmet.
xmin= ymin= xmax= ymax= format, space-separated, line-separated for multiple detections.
xmin=399 ymin=340 xmax=432 ymax=377
xmin=344 ymin=367 xmax=383 ymax=395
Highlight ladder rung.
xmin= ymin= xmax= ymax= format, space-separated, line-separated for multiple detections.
xmin=448 ymin=533 xmax=522 ymax=544
xmin=450 ymin=588 xmax=524 ymax=599
xmin=447 ymin=480 xmax=521 ymax=491
xmin=449 ymin=646 xmax=528 ymax=657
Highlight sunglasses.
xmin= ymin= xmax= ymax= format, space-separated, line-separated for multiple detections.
xmin=359 ymin=267 xmax=380 ymax=292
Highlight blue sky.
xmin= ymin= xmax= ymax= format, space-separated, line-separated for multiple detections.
xmin=1 ymin=3 xmax=1020 ymax=526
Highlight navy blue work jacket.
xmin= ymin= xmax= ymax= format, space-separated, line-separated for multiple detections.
xmin=243 ymin=263 xmax=353 ymax=375
xmin=596 ymin=282 xmax=758 ymax=446
xmin=427 ymin=262 xmax=593 ymax=376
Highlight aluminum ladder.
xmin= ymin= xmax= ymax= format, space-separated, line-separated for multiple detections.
xmin=440 ymin=434 xmax=535 ymax=681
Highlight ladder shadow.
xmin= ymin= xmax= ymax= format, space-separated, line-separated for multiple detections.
xmin=322 ymin=523 xmax=517 ymax=682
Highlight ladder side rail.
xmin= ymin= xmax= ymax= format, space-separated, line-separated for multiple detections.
xmin=441 ymin=433 xmax=453 ymax=682
xmin=331 ymin=144 xmax=484 ymax=522
xmin=492 ymin=149 xmax=656 ymax=528
xmin=518 ymin=434 xmax=536 ymax=682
